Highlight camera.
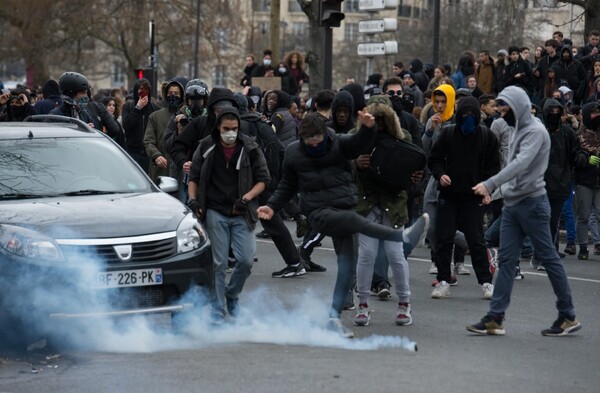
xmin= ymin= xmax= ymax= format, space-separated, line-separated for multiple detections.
xmin=177 ymin=117 xmax=190 ymax=126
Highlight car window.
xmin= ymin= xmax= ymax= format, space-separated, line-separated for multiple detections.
xmin=0 ymin=137 xmax=152 ymax=197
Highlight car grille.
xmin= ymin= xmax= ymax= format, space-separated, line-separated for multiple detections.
xmin=106 ymin=285 xmax=179 ymax=310
xmin=60 ymin=237 xmax=178 ymax=264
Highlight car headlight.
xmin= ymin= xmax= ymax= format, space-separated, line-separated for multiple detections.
xmin=176 ymin=213 xmax=208 ymax=253
xmin=0 ymin=224 xmax=64 ymax=262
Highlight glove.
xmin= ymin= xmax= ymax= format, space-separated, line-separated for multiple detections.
xmin=589 ymin=155 xmax=600 ymax=166
xmin=232 ymin=198 xmax=249 ymax=214
xmin=186 ymin=199 xmax=202 ymax=215
xmin=295 ymin=214 xmax=309 ymax=238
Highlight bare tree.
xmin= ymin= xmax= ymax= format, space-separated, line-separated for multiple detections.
xmin=559 ymin=0 xmax=600 ymax=35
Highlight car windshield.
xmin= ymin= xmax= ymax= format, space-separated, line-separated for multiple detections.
xmin=0 ymin=137 xmax=152 ymax=198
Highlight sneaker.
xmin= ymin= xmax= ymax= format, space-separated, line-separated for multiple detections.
xmin=454 ymin=262 xmax=471 ymax=275
xmin=432 ymin=275 xmax=457 ymax=287
xmin=210 ymin=308 xmax=226 ymax=326
xmin=563 ymin=242 xmax=576 ymax=255
xmin=594 ymin=244 xmax=600 ymax=255
xmin=529 ymin=258 xmax=546 ymax=271
xmin=271 ymin=264 xmax=306 ymax=278
xmin=514 ymin=265 xmax=524 ymax=280
xmin=295 ymin=214 xmax=308 ymax=238
xmin=307 ymin=261 xmax=327 ymax=272
xmin=482 ymin=282 xmax=494 ymax=300
xmin=256 ymin=229 xmax=271 ymax=239
xmin=578 ymin=249 xmax=589 ymax=260
xmin=431 ymin=280 xmax=450 ymax=298
xmin=395 ymin=303 xmax=412 ymax=326
xmin=226 ymin=296 xmax=239 ymax=318
xmin=327 ymin=317 xmax=355 ymax=338
xmin=353 ymin=304 xmax=371 ymax=326
xmin=428 ymin=262 xmax=438 ymax=274
xmin=375 ymin=282 xmax=391 ymax=299
xmin=541 ymin=317 xmax=582 ymax=336
xmin=487 ymin=248 xmax=498 ymax=276
xmin=402 ymin=213 xmax=430 ymax=248
xmin=466 ymin=315 xmax=505 ymax=335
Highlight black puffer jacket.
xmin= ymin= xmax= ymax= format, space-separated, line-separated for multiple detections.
xmin=267 ymin=124 xmax=376 ymax=217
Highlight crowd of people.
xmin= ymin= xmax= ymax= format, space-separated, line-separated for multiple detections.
xmin=3 ymin=28 xmax=598 ymax=338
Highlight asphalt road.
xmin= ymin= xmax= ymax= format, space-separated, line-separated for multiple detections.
xmin=1 ymin=221 xmax=599 ymax=393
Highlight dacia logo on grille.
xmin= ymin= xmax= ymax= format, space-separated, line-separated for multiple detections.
xmin=114 ymin=245 xmax=133 ymax=261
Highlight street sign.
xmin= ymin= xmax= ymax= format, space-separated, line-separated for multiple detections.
xmin=357 ymin=41 xmax=398 ymax=56
xmin=358 ymin=0 xmax=398 ymax=11
xmin=358 ymin=18 xmax=397 ymax=33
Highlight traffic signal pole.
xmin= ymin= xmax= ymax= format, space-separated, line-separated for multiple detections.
xmin=324 ymin=27 xmax=333 ymax=90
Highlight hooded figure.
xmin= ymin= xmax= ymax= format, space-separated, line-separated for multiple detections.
xmin=33 ymin=79 xmax=63 ymax=115
xmin=410 ymin=58 xmax=430 ymax=92
xmin=327 ymin=90 xmax=355 ymax=134
xmin=557 ymin=45 xmax=586 ymax=104
xmin=268 ymin=89 xmax=298 ymax=148
xmin=341 ymin=83 xmax=367 ymax=115
xmin=144 ymin=76 xmax=187 ymax=182
xmin=433 ymin=84 xmax=456 ymax=123
xmin=170 ymin=87 xmax=240 ymax=171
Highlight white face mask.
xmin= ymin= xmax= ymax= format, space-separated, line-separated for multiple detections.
xmin=263 ymin=59 xmax=272 ymax=66
xmin=278 ymin=67 xmax=286 ymax=74
xmin=220 ymin=130 xmax=237 ymax=145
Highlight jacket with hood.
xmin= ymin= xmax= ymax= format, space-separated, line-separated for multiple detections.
xmin=189 ymin=107 xmax=270 ymax=230
xmin=575 ymin=101 xmax=600 ymax=188
xmin=585 ymin=75 xmax=600 ymax=102
xmin=340 ymin=83 xmax=367 ymax=114
xmin=475 ymin=57 xmax=496 ymax=94
xmin=33 ymin=80 xmax=62 ymax=115
xmin=144 ymin=77 xmax=187 ymax=181
xmin=423 ymin=84 xmax=456 ymax=154
xmin=505 ymin=56 xmax=534 ymax=96
xmin=542 ymin=98 xmax=586 ymax=198
xmin=327 ymin=90 xmax=355 ymax=134
xmin=429 ymin=96 xmax=500 ymax=200
xmin=122 ymin=78 xmax=161 ymax=154
xmin=557 ymin=46 xmax=586 ymax=104
xmin=266 ymin=119 xmax=377 ymax=218
xmin=170 ymin=87 xmax=241 ymax=170
xmin=482 ymin=86 xmax=550 ymax=206
xmin=410 ymin=58 xmax=430 ymax=93
xmin=269 ymin=90 xmax=298 ymax=148
xmin=354 ymin=97 xmax=412 ymax=227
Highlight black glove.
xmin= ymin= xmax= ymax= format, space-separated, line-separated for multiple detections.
xmin=187 ymin=199 xmax=201 ymax=215
xmin=232 ymin=198 xmax=249 ymax=215
xmin=295 ymin=214 xmax=308 ymax=238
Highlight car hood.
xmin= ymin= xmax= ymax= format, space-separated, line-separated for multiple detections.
xmin=0 ymin=192 xmax=189 ymax=238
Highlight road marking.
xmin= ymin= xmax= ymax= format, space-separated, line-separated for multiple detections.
xmin=257 ymin=240 xmax=600 ymax=284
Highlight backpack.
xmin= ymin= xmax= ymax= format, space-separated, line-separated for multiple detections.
xmin=245 ymin=118 xmax=284 ymax=189
xmin=369 ymin=133 xmax=427 ymax=193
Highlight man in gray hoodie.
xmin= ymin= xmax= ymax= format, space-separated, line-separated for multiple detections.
xmin=467 ymin=86 xmax=581 ymax=337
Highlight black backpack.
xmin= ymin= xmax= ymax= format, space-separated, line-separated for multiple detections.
xmin=369 ymin=133 xmax=427 ymax=193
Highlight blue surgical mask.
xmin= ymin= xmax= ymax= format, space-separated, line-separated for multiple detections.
xmin=303 ymin=137 xmax=329 ymax=157
xmin=263 ymin=59 xmax=272 ymax=66
xmin=278 ymin=67 xmax=286 ymax=74
xmin=461 ymin=114 xmax=478 ymax=135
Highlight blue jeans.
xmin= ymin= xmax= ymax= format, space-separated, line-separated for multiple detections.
xmin=205 ymin=209 xmax=256 ymax=313
xmin=489 ymin=195 xmax=575 ymax=320
xmin=562 ymin=184 xmax=576 ymax=243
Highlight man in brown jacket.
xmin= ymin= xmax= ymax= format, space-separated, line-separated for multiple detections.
xmin=476 ymin=50 xmax=496 ymax=94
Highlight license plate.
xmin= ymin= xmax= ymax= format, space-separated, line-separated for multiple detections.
xmin=93 ymin=268 xmax=163 ymax=289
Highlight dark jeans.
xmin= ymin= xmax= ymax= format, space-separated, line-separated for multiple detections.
xmin=549 ymin=197 xmax=566 ymax=250
xmin=435 ymin=197 xmax=492 ymax=285
xmin=259 ymin=191 xmax=300 ymax=265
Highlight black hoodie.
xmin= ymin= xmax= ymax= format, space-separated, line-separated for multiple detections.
xmin=327 ymin=90 xmax=355 ymax=134
xmin=557 ymin=45 xmax=586 ymax=104
xmin=33 ymin=80 xmax=63 ymax=114
xmin=340 ymin=83 xmax=366 ymax=114
xmin=122 ymin=78 xmax=161 ymax=153
xmin=428 ymin=96 xmax=500 ymax=199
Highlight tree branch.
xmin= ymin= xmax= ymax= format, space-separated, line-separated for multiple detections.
xmin=558 ymin=0 xmax=587 ymax=8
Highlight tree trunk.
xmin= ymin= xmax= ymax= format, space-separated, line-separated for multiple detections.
xmin=560 ymin=0 xmax=600 ymax=37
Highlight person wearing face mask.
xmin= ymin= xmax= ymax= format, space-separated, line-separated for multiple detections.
xmin=144 ymin=76 xmax=188 ymax=183
xmin=0 ymin=88 xmax=36 ymax=121
xmin=469 ymin=86 xmax=581 ymax=337
xmin=187 ymin=106 xmax=270 ymax=324
xmin=48 ymin=72 xmax=100 ymax=129
xmin=428 ymin=96 xmax=500 ymax=300
xmin=258 ymin=111 xmax=430 ymax=338
xmin=556 ymin=45 xmax=586 ymax=105
xmin=275 ymin=62 xmax=298 ymax=97
xmin=163 ymin=79 xmax=209 ymax=202
xmin=572 ymin=101 xmax=600 ymax=260
xmin=538 ymin=99 xmax=586 ymax=264
xmin=251 ymin=49 xmax=275 ymax=78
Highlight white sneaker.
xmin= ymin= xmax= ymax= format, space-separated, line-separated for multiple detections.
xmin=482 ymin=282 xmax=494 ymax=300
xmin=327 ymin=318 xmax=355 ymax=338
xmin=454 ymin=262 xmax=471 ymax=275
xmin=403 ymin=213 xmax=430 ymax=248
xmin=428 ymin=262 xmax=438 ymax=274
xmin=353 ymin=304 xmax=371 ymax=326
xmin=431 ymin=280 xmax=450 ymax=299
xmin=395 ymin=303 xmax=412 ymax=326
